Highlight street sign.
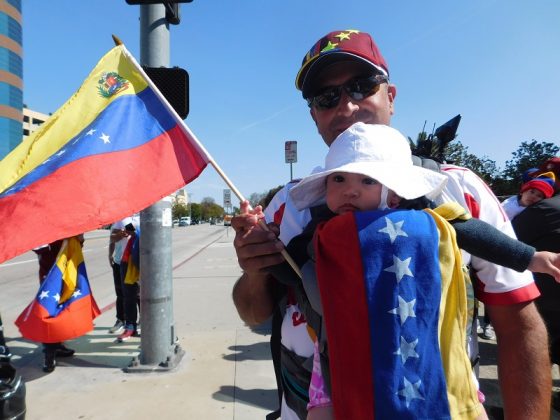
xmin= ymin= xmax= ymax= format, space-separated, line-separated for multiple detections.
xmin=285 ymin=140 xmax=297 ymax=163
xmin=223 ymin=189 xmax=231 ymax=207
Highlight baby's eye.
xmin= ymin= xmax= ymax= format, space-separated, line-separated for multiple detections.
xmin=362 ymin=177 xmax=379 ymax=185
xmin=332 ymin=174 xmax=345 ymax=183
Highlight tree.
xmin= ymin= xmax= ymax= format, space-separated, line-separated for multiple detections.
xmin=259 ymin=185 xmax=285 ymax=208
xmin=502 ymin=140 xmax=559 ymax=185
xmin=248 ymin=192 xmax=265 ymax=208
xmin=172 ymin=202 xmax=188 ymax=220
xmin=446 ymin=141 xmax=498 ymax=184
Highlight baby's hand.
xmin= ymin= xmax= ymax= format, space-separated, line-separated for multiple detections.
xmin=528 ymin=251 xmax=560 ymax=283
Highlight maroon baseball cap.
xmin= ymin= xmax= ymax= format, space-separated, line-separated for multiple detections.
xmin=296 ymin=30 xmax=389 ymax=98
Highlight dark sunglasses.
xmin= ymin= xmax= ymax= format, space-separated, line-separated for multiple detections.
xmin=307 ymin=74 xmax=389 ymax=110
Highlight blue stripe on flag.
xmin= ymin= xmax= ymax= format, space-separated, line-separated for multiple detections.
xmin=355 ymin=209 xmax=451 ymax=418
xmin=1 ymin=87 xmax=176 ymax=198
xmin=37 ymin=262 xmax=91 ymax=317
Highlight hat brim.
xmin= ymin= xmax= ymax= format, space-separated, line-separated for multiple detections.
xmin=299 ymin=52 xmax=387 ymax=98
xmin=289 ymin=161 xmax=447 ymax=211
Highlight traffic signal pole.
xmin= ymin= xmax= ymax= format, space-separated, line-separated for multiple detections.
xmin=127 ymin=3 xmax=184 ymax=371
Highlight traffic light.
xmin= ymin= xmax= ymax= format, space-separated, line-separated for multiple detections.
xmin=143 ymin=66 xmax=189 ymax=119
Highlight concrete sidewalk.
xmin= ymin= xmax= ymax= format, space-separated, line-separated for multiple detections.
xmin=9 ymin=231 xmax=278 ymax=420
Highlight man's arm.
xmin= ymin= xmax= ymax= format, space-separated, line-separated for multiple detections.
xmin=231 ymin=201 xmax=285 ymax=325
xmin=487 ymin=302 xmax=551 ymax=419
xmin=440 ymin=166 xmax=549 ymax=417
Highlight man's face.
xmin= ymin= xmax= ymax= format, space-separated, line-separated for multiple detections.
xmin=309 ymin=61 xmax=397 ymax=146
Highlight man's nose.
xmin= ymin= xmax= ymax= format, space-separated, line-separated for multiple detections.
xmin=335 ymin=90 xmax=360 ymax=115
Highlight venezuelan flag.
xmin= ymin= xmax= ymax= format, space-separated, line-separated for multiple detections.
xmin=121 ymin=229 xmax=140 ymax=285
xmin=15 ymin=237 xmax=100 ymax=343
xmin=314 ymin=209 xmax=481 ymax=419
xmin=0 ymin=44 xmax=210 ymax=264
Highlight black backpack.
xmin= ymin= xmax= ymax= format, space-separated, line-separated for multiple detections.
xmin=0 ymin=314 xmax=26 ymax=420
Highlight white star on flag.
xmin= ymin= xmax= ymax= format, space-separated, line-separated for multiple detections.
xmin=397 ymin=377 xmax=424 ymax=407
xmin=394 ymin=336 xmax=420 ymax=364
xmin=86 ymin=129 xmax=96 ymax=136
xmin=99 ymin=133 xmax=110 ymax=144
xmin=53 ymin=293 xmax=60 ymax=303
xmin=384 ymin=255 xmax=413 ymax=282
xmin=388 ymin=296 xmax=416 ymax=325
xmin=56 ymin=150 xmax=65 ymax=157
xmin=72 ymin=289 xmax=82 ymax=299
xmin=379 ymin=217 xmax=408 ymax=243
xmin=39 ymin=290 xmax=49 ymax=300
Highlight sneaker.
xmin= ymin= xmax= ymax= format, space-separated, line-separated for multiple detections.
xmin=55 ymin=344 xmax=75 ymax=358
xmin=43 ymin=352 xmax=56 ymax=373
xmin=109 ymin=320 xmax=124 ymax=334
xmin=476 ymin=320 xmax=483 ymax=335
xmin=482 ymin=324 xmax=495 ymax=340
xmin=117 ymin=329 xmax=137 ymax=343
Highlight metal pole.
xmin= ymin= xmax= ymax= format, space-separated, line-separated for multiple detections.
xmin=128 ymin=3 xmax=183 ymax=371
xmin=290 ymin=163 xmax=293 ymax=181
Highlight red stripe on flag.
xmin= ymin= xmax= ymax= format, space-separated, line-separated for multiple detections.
xmin=0 ymin=125 xmax=208 ymax=263
xmin=15 ymin=295 xmax=100 ymax=343
xmin=314 ymin=213 xmax=375 ymax=419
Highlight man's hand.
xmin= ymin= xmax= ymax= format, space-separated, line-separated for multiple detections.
xmin=232 ymin=200 xmax=285 ymax=274
xmin=110 ymin=229 xmax=129 ymax=244
xmin=231 ymin=200 xmax=285 ymax=325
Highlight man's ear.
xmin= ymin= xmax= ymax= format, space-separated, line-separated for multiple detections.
xmin=387 ymin=84 xmax=397 ymax=115
xmin=310 ymin=107 xmax=317 ymax=126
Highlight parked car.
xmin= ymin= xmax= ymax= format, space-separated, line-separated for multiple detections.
xmin=178 ymin=216 xmax=191 ymax=226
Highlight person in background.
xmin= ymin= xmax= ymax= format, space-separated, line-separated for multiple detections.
xmin=116 ymin=216 xmax=141 ymax=343
xmin=107 ymin=217 xmax=133 ymax=335
xmin=33 ymin=235 xmax=84 ymax=372
xmin=231 ymin=29 xmax=550 ymax=419
xmin=501 ymin=171 xmax=555 ymax=220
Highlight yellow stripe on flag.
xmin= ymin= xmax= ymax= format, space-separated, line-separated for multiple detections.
xmin=0 ymin=45 xmax=149 ymax=192
xmin=56 ymin=237 xmax=85 ymax=304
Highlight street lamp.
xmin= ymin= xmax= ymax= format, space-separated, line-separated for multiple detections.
xmin=187 ymin=193 xmax=193 ymax=220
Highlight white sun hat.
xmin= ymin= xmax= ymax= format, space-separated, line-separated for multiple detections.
xmin=289 ymin=122 xmax=448 ymax=210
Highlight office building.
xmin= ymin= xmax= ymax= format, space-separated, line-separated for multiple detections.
xmin=0 ymin=0 xmax=22 ymax=159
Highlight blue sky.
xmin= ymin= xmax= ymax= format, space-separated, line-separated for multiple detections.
xmin=22 ymin=1 xmax=560 ymax=207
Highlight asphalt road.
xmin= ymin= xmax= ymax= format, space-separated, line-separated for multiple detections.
xmin=0 ymin=224 xmax=231 ymax=337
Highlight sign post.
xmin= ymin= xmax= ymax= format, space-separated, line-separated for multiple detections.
xmin=284 ymin=140 xmax=297 ymax=181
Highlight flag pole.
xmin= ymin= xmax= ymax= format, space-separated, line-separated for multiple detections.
xmin=119 ymin=43 xmax=303 ymax=280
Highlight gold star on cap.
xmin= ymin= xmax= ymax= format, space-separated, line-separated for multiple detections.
xmin=335 ymin=31 xmax=351 ymax=41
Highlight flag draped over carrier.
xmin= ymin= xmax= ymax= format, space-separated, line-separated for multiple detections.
xmin=314 ymin=207 xmax=481 ymax=420
xmin=0 ymin=43 xmax=211 ymax=264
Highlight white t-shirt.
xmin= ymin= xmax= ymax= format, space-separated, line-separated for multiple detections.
xmin=501 ymin=195 xmax=525 ymax=220
xmin=111 ymin=215 xmax=140 ymax=264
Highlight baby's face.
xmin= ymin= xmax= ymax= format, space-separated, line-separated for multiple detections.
xmin=520 ymin=188 xmax=545 ymax=207
xmin=326 ymin=172 xmax=383 ymax=214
